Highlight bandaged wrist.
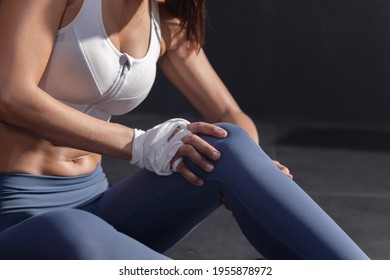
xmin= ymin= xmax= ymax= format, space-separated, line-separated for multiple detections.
xmin=130 ymin=118 xmax=191 ymax=175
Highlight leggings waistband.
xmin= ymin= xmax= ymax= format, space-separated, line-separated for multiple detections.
xmin=0 ymin=164 xmax=109 ymax=231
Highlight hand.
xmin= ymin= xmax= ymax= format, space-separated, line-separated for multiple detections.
xmin=171 ymin=122 xmax=227 ymax=186
xmin=273 ymin=160 xmax=293 ymax=179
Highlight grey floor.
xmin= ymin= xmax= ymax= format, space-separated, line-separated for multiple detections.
xmin=102 ymin=113 xmax=390 ymax=260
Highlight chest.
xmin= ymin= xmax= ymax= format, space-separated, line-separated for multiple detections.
xmin=61 ymin=0 xmax=155 ymax=59
xmin=38 ymin=0 xmax=162 ymax=120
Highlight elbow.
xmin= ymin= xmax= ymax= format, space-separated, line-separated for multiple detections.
xmin=0 ymin=83 xmax=24 ymax=124
xmin=0 ymin=87 xmax=11 ymax=123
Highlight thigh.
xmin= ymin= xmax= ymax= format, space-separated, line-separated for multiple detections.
xmin=0 ymin=209 xmax=168 ymax=260
xmin=93 ymin=169 xmax=223 ymax=253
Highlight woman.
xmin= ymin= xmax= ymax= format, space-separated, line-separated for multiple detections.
xmin=0 ymin=0 xmax=369 ymax=259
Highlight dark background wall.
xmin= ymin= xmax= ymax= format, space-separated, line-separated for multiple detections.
xmin=134 ymin=0 xmax=390 ymax=123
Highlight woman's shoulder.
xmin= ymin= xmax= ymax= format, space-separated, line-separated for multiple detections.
xmin=156 ymin=0 xmax=182 ymax=29
xmin=156 ymin=0 xmax=188 ymax=54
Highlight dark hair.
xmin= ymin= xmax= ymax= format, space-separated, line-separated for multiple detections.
xmin=165 ymin=0 xmax=206 ymax=51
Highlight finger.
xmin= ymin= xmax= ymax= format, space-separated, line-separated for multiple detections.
xmin=280 ymin=167 xmax=293 ymax=179
xmin=171 ymin=157 xmax=183 ymax=172
xmin=273 ymin=160 xmax=288 ymax=172
xmin=187 ymin=122 xmax=227 ymax=139
xmin=175 ymin=160 xmax=204 ymax=187
xmin=182 ymin=133 xmax=221 ymax=161
xmin=279 ymin=165 xmax=290 ymax=174
xmin=282 ymin=170 xmax=293 ymax=179
xmin=273 ymin=160 xmax=293 ymax=179
xmin=173 ymin=143 xmax=215 ymax=173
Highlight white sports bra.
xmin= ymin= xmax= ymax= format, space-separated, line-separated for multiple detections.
xmin=39 ymin=0 xmax=161 ymax=121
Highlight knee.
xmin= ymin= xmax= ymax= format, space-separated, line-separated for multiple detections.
xmin=204 ymin=123 xmax=273 ymax=173
xmin=211 ymin=123 xmax=258 ymax=152
xmin=215 ymin=122 xmax=247 ymax=136
xmin=187 ymin=123 xmax=266 ymax=177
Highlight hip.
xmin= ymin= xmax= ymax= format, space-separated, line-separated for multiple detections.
xmin=0 ymin=163 xmax=109 ymax=232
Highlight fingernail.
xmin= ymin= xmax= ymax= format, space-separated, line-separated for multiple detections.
xmin=205 ymin=164 xmax=214 ymax=172
xmin=197 ymin=179 xmax=204 ymax=186
xmin=219 ymin=129 xmax=228 ymax=137
xmin=212 ymin=151 xmax=221 ymax=160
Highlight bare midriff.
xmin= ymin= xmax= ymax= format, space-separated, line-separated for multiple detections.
xmin=0 ymin=123 xmax=101 ymax=176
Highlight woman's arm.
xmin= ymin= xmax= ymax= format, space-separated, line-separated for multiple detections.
xmin=159 ymin=48 xmax=293 ymax=179
xmin=0 ymin=0 xmax=134 ymax=160
xmin=158 ymin=47 xmax=259 ymax=143
xmin=157 ymin=3 xmax=259 ymax=143
xmin=157 ymin=9 xmax=292 ymax=179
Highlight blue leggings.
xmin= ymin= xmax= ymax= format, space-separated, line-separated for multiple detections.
xmin=0 ymin=124 xmax=369 ymax=259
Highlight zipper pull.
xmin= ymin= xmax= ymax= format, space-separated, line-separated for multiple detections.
xmin=119 ymin=54 xmax=132 ymax=75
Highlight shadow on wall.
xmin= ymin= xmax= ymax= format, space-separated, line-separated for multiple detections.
xmin=134 ymin=0 xmax=390 ymax=123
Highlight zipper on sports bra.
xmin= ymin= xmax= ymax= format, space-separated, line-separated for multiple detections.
xmin=85 ymin=54 xmax=131 ymax=113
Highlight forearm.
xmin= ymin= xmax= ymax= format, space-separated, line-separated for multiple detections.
xmin=0 ymin=86 xmax=134 ymax=160
xmin=158 ymin=46 xmax=260 ymax=144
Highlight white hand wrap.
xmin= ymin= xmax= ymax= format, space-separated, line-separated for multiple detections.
xmin=130 ymin=118 xmax=192 ymax=175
